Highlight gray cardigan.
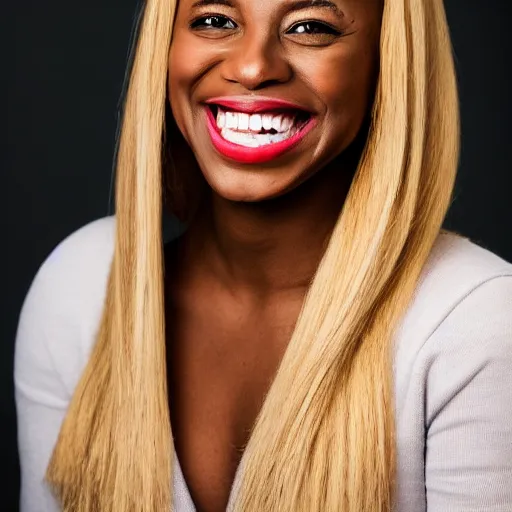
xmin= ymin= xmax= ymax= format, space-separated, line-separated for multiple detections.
xmin=14 ymin=216 xmax=512 ymax=511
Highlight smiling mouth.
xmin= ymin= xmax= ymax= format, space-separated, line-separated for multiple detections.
xmin=207 ymin=104 xmax=311 ymax=148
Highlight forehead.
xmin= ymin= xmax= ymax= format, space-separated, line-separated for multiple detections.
xmin=177 ymin=0 xmax=381 ymax=17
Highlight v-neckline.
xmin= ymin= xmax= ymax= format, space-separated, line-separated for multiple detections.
xmin=165 ymin=223 xmax=247 ymax=511
xmin=173 ymin=449 xmax=245 ymax=511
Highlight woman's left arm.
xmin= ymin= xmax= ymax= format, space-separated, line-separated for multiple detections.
xmin=425 ymin=275 xmax=512 ymax=511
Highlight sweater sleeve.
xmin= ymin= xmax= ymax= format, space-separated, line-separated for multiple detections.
xmin=14 ymin=217 xmax=115 ymax=512
xmin=424 ymin=275 xmax=512 ymax=511
xmin=14 ymin=258 xmax=70 ymax=512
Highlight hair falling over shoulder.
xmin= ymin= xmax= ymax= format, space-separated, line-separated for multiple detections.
xmin=44 ymin=0 xmax=460 ymax=510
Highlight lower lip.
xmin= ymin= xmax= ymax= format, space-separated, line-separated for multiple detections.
xmin=205 ymin=107 xmax=316 ymax=164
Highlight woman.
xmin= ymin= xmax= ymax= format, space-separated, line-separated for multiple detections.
xmin=14 ymin=0 xmax=512 ymax=510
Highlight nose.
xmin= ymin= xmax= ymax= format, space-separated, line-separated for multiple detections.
xmin=221 ymin=33 xmax=293 ymax=91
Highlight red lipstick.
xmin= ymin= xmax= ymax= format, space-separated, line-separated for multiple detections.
xmin=204 ymin=98 xmax=316 ymax=164
xmin=205 ymin=96 xmax=313 ymax=114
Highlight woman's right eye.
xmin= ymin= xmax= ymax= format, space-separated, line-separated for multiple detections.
xmin=190 ymin=15 xmax=237 ymax=31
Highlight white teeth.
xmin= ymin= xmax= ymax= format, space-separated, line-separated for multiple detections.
xmin=220 ymin=126 xmax=299 ymax=147
xmin=271 ymin=115 xmax=282 ymax=132
xmin=226 ymin=111 xmax=238 ymax=129
xmin=221 ymin=128 xmax=261 ymax=147
xmin=262 ymin=114 xmax=273 ymax=130
xmin=216 ymin=110 xmax=226 ymax=128
xmin=214 ymin=107 xmax=304 ymax=144
xmin=238 ymin=113 xmax=249 ymax=130
xmin=282 ymin=116 xmax=293 ymax=131
xmin=249 ymin=114 xmax=262 ymax=132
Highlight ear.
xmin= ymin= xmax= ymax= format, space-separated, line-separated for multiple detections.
xmin=162 ymin=101 xmax=207 ymax=222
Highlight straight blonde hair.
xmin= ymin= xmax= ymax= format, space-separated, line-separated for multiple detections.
xmin=45 ymin=0 xmax=460 ymax=510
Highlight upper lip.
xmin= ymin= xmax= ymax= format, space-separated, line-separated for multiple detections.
xmin=204 ymin=96 xmax=313 ymax=115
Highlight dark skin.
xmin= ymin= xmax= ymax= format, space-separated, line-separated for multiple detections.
xmin=165 ymin=0 xmax=382 ymax=510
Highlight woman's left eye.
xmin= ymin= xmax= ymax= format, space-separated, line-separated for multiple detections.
xmin=286 ymin=21 xmax=341 ymax=36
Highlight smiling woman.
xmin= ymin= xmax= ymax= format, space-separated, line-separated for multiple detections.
xmin=169 ymin=0 xmax=380 ymax=201
xmin=14 ymin=0 xmax=512 ymax=511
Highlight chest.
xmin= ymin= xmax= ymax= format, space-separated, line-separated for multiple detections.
xmin=166 ymin=298 xmax=299 ymax=512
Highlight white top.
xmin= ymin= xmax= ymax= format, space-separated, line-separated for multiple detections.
xmin=14 ymin=216 xmax=512 ymax=511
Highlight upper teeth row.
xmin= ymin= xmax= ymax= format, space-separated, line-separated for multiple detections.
xmin=216 ymin=108 xmax=296 ymax=133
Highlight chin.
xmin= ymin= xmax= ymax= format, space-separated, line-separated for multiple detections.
xmin=202 ymin=164 xmax=302 ymax=203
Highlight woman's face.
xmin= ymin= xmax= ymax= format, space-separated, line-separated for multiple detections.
xmin=168 ymin=0 xmax=382 ymax=202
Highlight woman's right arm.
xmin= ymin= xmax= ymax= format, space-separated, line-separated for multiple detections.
xmin=14 ymin=241 xmax=79 ymax=511
xmin=15 ymin=290 xmax=69 ymax=512
xmin=14 ymin=216 xmax=115 ymax=512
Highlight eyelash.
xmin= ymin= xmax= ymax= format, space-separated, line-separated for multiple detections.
xmin=189 ymin=14 xmax=342 ymax=37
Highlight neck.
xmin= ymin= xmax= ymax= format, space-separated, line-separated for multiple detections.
xmin=182 ymin=158 xmax=355 ymax=297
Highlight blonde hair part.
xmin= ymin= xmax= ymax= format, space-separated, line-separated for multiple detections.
xmin=45 ymin=0 xmax=460 ymax=510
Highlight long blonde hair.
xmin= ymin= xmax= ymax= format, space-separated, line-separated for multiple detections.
xmin=45 ymin=0 xmax=460 ymax=510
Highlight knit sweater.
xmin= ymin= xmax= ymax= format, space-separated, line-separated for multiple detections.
xmin=14 ymin=216 xmax=512 ymax=511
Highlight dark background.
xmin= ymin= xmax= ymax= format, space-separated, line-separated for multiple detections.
xmin=3 ymin=1 xmax=512 ymax=509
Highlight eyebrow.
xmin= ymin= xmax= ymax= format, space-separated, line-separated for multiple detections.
xmin=192 ymin=0 xmax=234 ymax=7
xmin=287 ymin=0 xmax=343 ymax=16
xmin=191 ymin=0 xmax=343 ymax=16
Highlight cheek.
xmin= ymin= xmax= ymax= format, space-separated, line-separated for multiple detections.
xmin=168 ymin=46 xmax=186 ymax=120
xmin=167 ymin=37 xmax=201 ymax=133
xmin=297 ymin=46 xmax=376 ymax=131
xmin=169 ymin=36 xmax=196 ymax=86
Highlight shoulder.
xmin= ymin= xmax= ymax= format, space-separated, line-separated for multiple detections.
xmin=14 ymin=216 xmax=116 ymax=402
xmin=394 ymin=230 xmax=512 ymax=411
xmin=38 ymin=215 xmax=116 ymax=280
xmin=421 ymin=230 xmax=512 ymax=290
xmin=394 ymin=232 xmax=512 ymax=509
xmin=397 ymin=231 xmax=512 ymax=342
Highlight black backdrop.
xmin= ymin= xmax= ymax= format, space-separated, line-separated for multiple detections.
xmin=3 ymin=1 xmax=512 ymax=509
